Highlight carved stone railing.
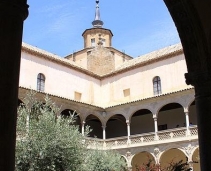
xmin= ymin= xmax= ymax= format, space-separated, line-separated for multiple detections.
xmin=85 ymin=126 xmax=198 ymax=150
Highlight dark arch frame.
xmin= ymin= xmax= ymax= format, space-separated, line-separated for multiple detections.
xmin=1 ymin=1 xmax=211 ymax=170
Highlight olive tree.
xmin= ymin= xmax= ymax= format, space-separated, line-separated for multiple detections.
xmin=16 ymin=91 xmax=126 ymax=171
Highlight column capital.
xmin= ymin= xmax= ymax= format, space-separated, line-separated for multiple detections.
xmin=185 ymin=71 xmax=211 ymax=98
xmin=0 ymin=1 xmax=29 ymax=21
xmin=126 ymin=119 xmax=130 ymax=124
xmin=101 ymin=125 xmax=106 ymax=129
xmin=153 ymin=115 xmax=158 ymax=119
xmin=184 ymin=107 xmax=189 ymax=114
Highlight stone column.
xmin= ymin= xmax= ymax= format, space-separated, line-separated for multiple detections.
xmin=184 ymin=108 xmax=190 ymax=136
xmin=0 ymin=1 xmax=28 ymax=170
xmin=188 ymin=161 xmax=194 ymax=171
xmin=153 ymin=115 xmax=159 ymax=140
xmin=102 ymin=125 xmax=106 ymax=140
xmin=81 ymin=121 xmax=85 ymax=136
xmin=186 ymin=72 xmax=211 ymax=171
xmin=126 ymin=120 xmax=131 ymax=144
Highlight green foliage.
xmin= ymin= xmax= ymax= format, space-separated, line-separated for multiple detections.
xmin=16 ymin=91 xmax=126 ymax=171
xmin=84 ymin=149 xmax=126 ymax=171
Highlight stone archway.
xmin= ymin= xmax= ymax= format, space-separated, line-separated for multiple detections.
xmin=60 ymin=109 xmax=81 ymax=132
xmin=1 ymin=1 xmax=211 ymax=170
xmin=163 ymin=2 xmax=211 ymax=170
xmin=158 ymin=103 xmax=184 ymax=130
xmin=85 ymin=114 xmax=103 ymax=139
xmin=159 ymin=148 xmax=188 ymax=170
xmin=106 ymin=114 xmax=127 ymax=138
xmin=131 ymin=151 xmax=156 ymax=171
xmin=130 ymin=109 xmax=154 ymax=135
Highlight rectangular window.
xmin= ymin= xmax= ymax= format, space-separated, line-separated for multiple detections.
xmin=91 ymin=38 xmax=95 ymax=47
xmin=74 ymin=92 xmax=82 ymax=101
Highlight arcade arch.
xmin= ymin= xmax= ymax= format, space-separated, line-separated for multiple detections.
xmin=130 ymin=109 xmax=154 ymax=135
xmin=2 ymin=0 xmax=211 ymax=171
xmin=131 ymin=151 xmax=155 ymax=171
xmin=106 ymin=114 xmax=127 ymax=139
xmin=158 ymin=103 xmax=185 ymax=130
xmin=159 ymin=148 xmax=188 ymax=170
xmin=60 ymin=109 xmax=81 ymax=132
xmin=85 ymin=114 xmax=103 ymax=139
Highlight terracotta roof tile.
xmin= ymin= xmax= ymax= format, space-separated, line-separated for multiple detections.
xmin=115 ymin=43 xmax=183 ymax=71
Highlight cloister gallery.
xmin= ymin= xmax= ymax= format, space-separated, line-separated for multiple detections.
xmin=16 ymin=1 xmax=201 ymax=171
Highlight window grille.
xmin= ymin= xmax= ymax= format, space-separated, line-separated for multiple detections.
xmin=37 ymin=73 xmax=45 ymax=92
xmin=153 ymin=76 xmax=162 ymax=95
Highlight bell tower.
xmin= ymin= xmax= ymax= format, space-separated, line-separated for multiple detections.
xmin=82 ymin=0 xmax=113 ymax=48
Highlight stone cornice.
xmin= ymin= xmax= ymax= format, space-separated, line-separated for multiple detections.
xmin=19 ymin=86 xmax=194 ymax=110
xmin=82 ymin=27 xmax=113 ymax=37
xmin=105 ymin=87 xmax=194 ymax=109
xmin=19 ymin=86 xmax=104 ymax=110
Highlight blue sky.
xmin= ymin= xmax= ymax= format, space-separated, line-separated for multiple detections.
xmin=23 ymin=0 xmax=181 ymax=58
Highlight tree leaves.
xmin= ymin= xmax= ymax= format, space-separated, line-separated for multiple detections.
xmin=16 ymin=91 xmax=126 ymax=171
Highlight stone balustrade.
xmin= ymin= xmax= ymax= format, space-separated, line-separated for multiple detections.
xmin=85 ymin=126 xmax=198 ymax=150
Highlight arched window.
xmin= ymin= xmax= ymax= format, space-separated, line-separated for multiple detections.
xmin=153 ymin=76 xmax=161 ymax=95
xmin=37 ymin=73 xmax=45 ymax=92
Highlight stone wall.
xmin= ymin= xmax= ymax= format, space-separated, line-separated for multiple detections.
xmin=87 ymin=46 xmax=115 ymax=75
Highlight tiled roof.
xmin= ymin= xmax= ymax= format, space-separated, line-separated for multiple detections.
xmin=106 ymin=87 xmax=194 ymax=109
xmin=22 ymin=42 xmax=100 ymax=78
xmin=115 ymin=43 xmax=183 ymax=71
xmin=22 ymin=42 xmax=183 ymax=78
xmin=19 ymin=86 xmax=194 ymax=110
xmin=19 ymin=86 xmax=104 ymax=109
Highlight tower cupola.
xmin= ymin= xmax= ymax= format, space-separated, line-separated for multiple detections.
xmin=82 ymin=0 xmax=113 ymax=48
xmin=92 ymin=0 xmax=104 ymax=28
